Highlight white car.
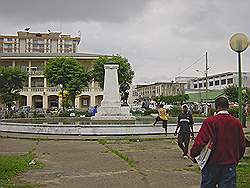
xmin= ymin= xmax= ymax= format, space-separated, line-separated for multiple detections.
xmin=163 ymin=104 xmax=173 ymax=110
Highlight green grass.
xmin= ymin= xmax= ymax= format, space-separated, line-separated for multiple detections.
xmin=237 ymin=156 xmax=250 ymax=188
xmin=98 ymin=139 xmax=135 ymax=168
xmin=107 ymin=146 xmax=135 ymax=168
xmin=0 ymin=152 xmax=44 ymax=187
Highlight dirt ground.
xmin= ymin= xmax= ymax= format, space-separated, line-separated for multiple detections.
xmin=0 ymin=137 xmax=203 ymax=188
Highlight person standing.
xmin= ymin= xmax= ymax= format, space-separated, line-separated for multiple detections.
xmin=174 ymin=104 xmax=194 ymax=158
xmin=243 ymin=104 xmax=248 ymax=128
xmin=153 ymin=104 xmax=169 ymax=135
xmin=190 ymin=96 xmax=246 ymax=188
xmin=91 ymin=105 xmax=98 ymax=116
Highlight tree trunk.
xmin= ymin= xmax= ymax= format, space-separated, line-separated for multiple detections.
xmin=70 ymin=94 xmax=76 ymax=112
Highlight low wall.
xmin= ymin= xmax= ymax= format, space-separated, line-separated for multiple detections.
xmin=0 ymin=116 xmax=205 ymax=125
xmin=0 ymin=122 xmax=202 ymax=136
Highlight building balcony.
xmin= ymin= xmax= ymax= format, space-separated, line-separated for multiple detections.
xmin=20 ymin=87 xmax=103 ymax=94
xmin=20 ymin=87 xmax=59 ymax=93
xmin=29 ymin=70 xmax=44 ymax=75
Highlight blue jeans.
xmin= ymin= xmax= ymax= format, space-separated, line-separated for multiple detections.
xmin=201 ymin=164 xmax=236 ymax=188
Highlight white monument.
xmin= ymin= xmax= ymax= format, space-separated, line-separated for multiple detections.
xmin=92 ymin=64 xmax=135 ymax=120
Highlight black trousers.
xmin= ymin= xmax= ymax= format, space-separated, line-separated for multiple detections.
xmin=153 ymin=116 xmax=168 ymax=134
xmin=177 ymin=133 xmax=190 ymax=155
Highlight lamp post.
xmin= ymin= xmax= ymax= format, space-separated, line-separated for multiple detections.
xmin=59 ymin=84 xmax=64 ymax=111
xmin=230 ymin=33 xmax=249 ymax=124
xmin=205 ymin=52 xmax=209 ymax=116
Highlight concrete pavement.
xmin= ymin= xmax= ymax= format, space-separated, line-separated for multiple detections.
xmin=0 ymin=137 xmax=201 ymax=188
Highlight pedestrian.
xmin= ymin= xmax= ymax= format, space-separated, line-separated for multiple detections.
xmin=153 ymin=104 xmax=169 ymax=135
xmin=91 ymin=105 xmax=98 ymax=116
xmin=243 ymin=103 xmax=248 ymax=128
xmin=174 ymin=104 xmax=194 ymax=159
xmin=190 ymin=96 xmax=246 ymax=188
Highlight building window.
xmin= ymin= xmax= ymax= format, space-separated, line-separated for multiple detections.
xmin=204 ymin=83 xmax=207 ymax=87
xmin=209 ymin=81 xmax=213 ymax=86
xmin=194 ymin=84 xmax=197 ymax=88
xmin=221 ymin=79 xmax=226 ymax=85
xmin=228 ymin=78 xmax=233 ymax=84
xmin=215 ymin=80 xmax=219 ymax=86
xmin=4 ymin=44 xmax=12 ymax=48
xmin=82 ymin=99 xmax=88 ymax=106
xmin=199 ymin=83 xmax=202 ymax=88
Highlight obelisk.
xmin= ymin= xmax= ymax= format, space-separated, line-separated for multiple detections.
xmin=92 ymin=64 xmax=135 ymax=120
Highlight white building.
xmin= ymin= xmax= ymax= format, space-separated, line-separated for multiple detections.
xmin=135 ymin=82 xmax=186 ymax=99
xmin=0 ymin=53 xmax=105 ymax=110
xmin=0 ymin=31 xmax=80 ymax=53
xmin=188 ymin=72 xmax=250 ymax=90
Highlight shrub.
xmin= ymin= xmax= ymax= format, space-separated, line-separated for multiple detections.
xmin=32 ymin=111 xmax=37 ymax=118
xmin=228 ymin=107 xmax=239 ymax=118
xmin=143 ymin=109 xmax=157 ymax=116
xmin=74 ymin=110 xmax=87 ymax=117
xmin=208 ymin=108 xmax=216 ymax=117
xmin=130 ymin=109 xmax=144 ymax=115
xmin=169 ymin=106 xmax=182 ymax=117
xmin=36 ymin=113 xmax=45 ymax=118
xmin=59 ymin=111 xmax=71 ymax=117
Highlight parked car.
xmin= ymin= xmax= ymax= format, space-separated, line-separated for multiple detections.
xmin=130 ymin=106 xmax=145 ymax=113
xmin=35 ymin=108 xmax=44 ymax=113
xmin=46 ymin=107 xmax=59 ymax=115
xmin=163 ymin=104 xmax=173 ymax=110
xmin=67 ymin=106 xmax=75 ymax=112
xmin=19 ymin=106 xmax=31 ymax=113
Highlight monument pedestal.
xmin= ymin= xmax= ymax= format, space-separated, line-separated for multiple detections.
xmin=92 ymin=106 xmax=135 ymax=121
xmin=91 ymin=64 xmax=135 ymax=121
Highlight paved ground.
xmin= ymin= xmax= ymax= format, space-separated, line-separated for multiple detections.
xmin=0 ymin=125 xmax=249 ymax=188
xmin=0 ymin=137 xmax=202 ymax=188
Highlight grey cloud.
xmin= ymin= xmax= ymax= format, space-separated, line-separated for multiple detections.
xmin=171 ymin=0 xmax=250 ymax=42
xmin=0 ymin=0 xmax=151 ymax=24
xmin=0 ymin=0 xmax=250 ymax=84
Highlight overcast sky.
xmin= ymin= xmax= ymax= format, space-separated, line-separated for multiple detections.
xmin=0 ymin=0 xmax=249 ymax=84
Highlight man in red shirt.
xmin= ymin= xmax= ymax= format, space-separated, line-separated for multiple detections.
xmin=190 ymin=97 xmax=246 ymax=188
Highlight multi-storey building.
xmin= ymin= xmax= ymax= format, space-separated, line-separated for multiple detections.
xmin=136 ymin=82 xmax=185 ymax=100
xmin=0 ymin=53 xmax=104 ymax=110
xmin=175 ymin=76 xmax=196 ymax=90
xmin=188 ymin=72 xmax=250 ymax=90
xmin=0 ymin=31 xmax=80 ymax=53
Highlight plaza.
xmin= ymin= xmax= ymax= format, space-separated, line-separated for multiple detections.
xmin=0 ymin=136 xmax=204 ymax=188
xmin=0 ymin=1 xmax=250 ymax=187
xmin=0 ymin=129 xmax=249 ymax=188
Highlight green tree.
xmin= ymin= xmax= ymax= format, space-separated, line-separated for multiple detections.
xmin=153 ymin=94 xmax=189 ymax=105
xmin=176 ymin=94 xmax=190 ymax=104
xmin=91 ymin=55 xmax=135 ymax=89
xmin=67 ymin=69 xmax=90 ymax=110
xmin=224 ymin=85 xmax=249 ymax=103
xmin=0 ymin=67 xmax=28 ymax=113
xmin=44 ymin=57 xmax=90 ymax=110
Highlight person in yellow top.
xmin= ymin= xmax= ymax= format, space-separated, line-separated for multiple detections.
xmin=153 ymin=104 xmax=170 ymax=136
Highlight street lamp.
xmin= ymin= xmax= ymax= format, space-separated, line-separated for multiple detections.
xmin=59 ymin=84 xmax=64 ymax=111
xmin=230 ymin=33 xmax=249 ymax=124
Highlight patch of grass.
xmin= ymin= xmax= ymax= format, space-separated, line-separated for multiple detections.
xmin=98 ymin=139 xmax=135 ymax=168
xmin=98 ymin=139 xmax=108 ymax=145
xmin=108 ymin=146 xmax=135 ymax=168
xmin=0 ymin=152 xmax=44 ymax=187
xmin=237 ymin=156 xmax=250 ymax=188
